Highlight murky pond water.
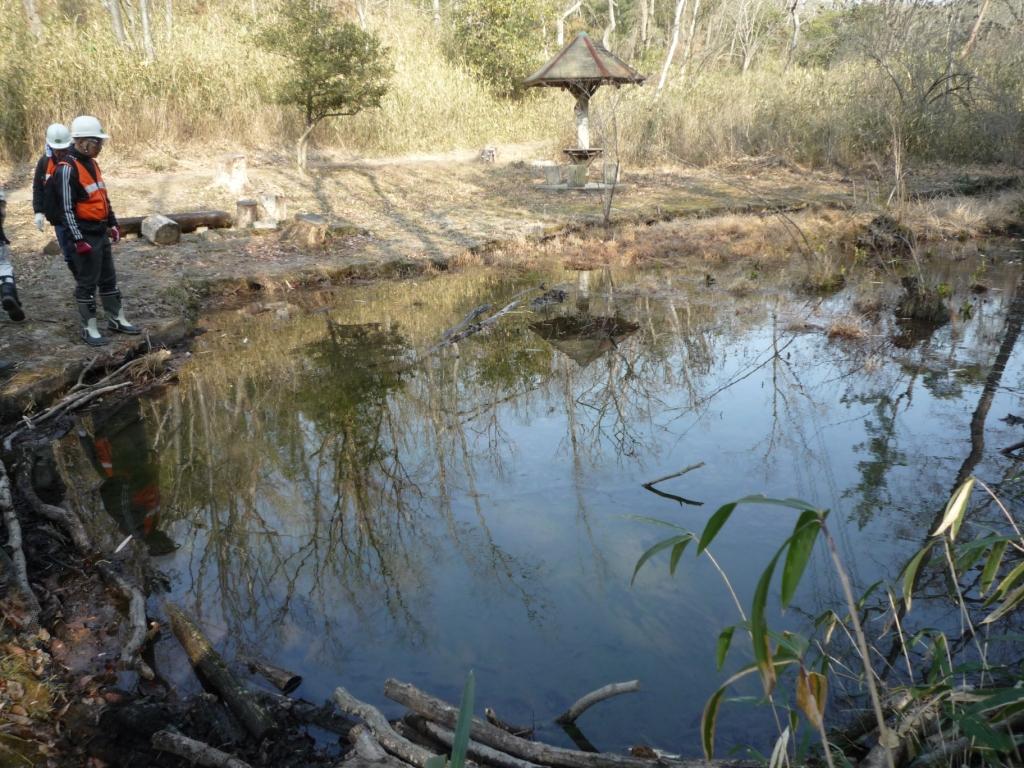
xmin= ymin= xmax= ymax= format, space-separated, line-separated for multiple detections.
xmin=92 ymin=254 xmax=1024 ymax=755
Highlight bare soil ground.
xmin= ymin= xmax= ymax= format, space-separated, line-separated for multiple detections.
xmin=0 ymin=145 xmax=1017 ymax=418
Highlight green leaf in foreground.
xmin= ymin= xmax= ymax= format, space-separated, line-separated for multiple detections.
xmin=631 ymin=534 xmax=694 ymax=585
xmin=449 ymin=670 xmax=475 ymax=768
xmin=932 ymin=477 xmax=975 ymax=540
xmin=781 ymin=510 xmax=822 ymax=608
xmin=900 ymin=541 xmax=934 ymax=612
xmin=716 ymin=626 xmax=736 ymax=670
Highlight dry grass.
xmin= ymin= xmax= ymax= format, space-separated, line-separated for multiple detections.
xmin=902 ymin=189 xmax=1024 ymax=241
xmin=827 ymin=315 xmax=870 ymax=340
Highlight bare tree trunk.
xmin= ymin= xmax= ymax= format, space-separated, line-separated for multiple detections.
xmin=639 ymin=0 xmax=650 ymax=50
xmin=164 ymin=0 xmax=172 ymax=42
xmin=657 ymin=0 xmax=688 ymax=93
xmin=784 ymin=0 xmax=801 ymax=71
xmin=960 ymin=0 xmax=991 ymax=59
xmin=105 ymin=0 xmax=128 ymax=47
xmin=432 ymin=0 xmax=440 ymax=28
xmin=679 ymin=0 xmax=702 ymax=81
xmin=140 ymin=0 xmax=156 ymax=60
xmin=22 ymin=0 xmax=42 ymax=39
xmin=558 ymin=1 xmax=582 ymax=46
xmin=356 ymin=0 xmax=368 ymax=30
xmin=603 ymin=0 xmax=616 ymax=49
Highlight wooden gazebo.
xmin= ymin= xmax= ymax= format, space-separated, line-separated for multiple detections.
xmin=523 ymin=32 xmax=645 ymax=163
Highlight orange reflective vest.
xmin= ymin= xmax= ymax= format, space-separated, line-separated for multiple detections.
xmin=65 ymin=158 xmax=110 ymax=222
xmin=44 ymin=157 xmax=56 ymax=181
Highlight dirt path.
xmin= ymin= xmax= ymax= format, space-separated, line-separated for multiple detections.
xmin=0 ymin=147 xmax=1013 ymax=417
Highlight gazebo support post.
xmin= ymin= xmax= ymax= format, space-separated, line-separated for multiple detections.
xmin=574 ymin=92 xmax=590 ymax=150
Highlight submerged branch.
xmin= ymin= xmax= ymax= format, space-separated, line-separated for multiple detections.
xmin=555 ymin=680 xmax=641 ymax=725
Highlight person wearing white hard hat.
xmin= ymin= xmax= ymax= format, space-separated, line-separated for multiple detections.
xmin=33 ymin=123 xmax=76 ymax=276
xmin=54 ymin=115 xmax=140 ymax=346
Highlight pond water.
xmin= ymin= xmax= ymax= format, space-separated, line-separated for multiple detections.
xmin=92 ymin=255 xmax=1024 ymax=756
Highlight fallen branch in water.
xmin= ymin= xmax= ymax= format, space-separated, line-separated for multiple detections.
xmin=333 ymin=686 xmax=439 ymax=768
xmin=0 ymin=459 xmax=40 ymax=628
xmin=555 ymin=681 xmax=641 ymax=725
xmin=151 ymin=730 xmax=254 ymax=768
xmin=641 ymin=463 xmax=704 ymax=507
xmin=485 ymin=707 xmax=534 ymax=738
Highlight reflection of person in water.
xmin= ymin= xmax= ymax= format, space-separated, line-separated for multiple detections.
xmin=86 ymin=401 xmax=176 ymax=556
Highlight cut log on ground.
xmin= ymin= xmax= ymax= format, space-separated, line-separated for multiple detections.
xmin=259 ymin=193 xmax=287 ymax=223
xmin=408 ymin=715 xmax=542 ymax=768
xmin=243 ymin=656 xmax=302 ymax=694
xmin=384 ymin=680 xmax=756 ymax=768
xmin=152 ymin=730 xmax=253 ymax=768
xmin=282 ymin=213 xmax=362 ymax=246
xmin=141 ymin=213 xmax=182 ymax=245
xmin=333 ymin=686 xmax=439 ymax=768
xmin=166 ymin=603 xmax=276 ymax=741
xmin=118 ymin=210 xmax=234 ymax=236
xmin=236 ymin=199 xmax=259 ymax=229
xmin=555 ymin=681 xmax=641 ymax=725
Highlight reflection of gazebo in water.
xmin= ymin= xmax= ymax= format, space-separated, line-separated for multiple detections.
xmin=524 ymin=32 xmax=645 ymax=190
xmin=530 ymin=315 xmax=640 ymax=367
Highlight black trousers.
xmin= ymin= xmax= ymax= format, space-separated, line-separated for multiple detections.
xmin=73 ymin=229 xmax=121 ymax=321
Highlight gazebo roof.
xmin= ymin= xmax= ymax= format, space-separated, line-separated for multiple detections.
xmin=523 ymin=32 xmax=645 ymax=90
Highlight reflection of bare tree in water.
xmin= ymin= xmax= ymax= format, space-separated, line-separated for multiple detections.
xmin=149 ymin=317 xmax=544 ymax=652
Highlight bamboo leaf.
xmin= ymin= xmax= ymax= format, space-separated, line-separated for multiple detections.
xmin=426 ymin=757 xmax=446 ymax=768
xmin=795 ymin=668 xmax=828 ymax=730
xmin=932 ymin=477 xmax=975 ymax=540
xmin=781 ymin=511 xmax=821 ymax=608
xmin=669 ymin=538 xmax=690 ymax=575
xmin=752 ymin=550 xmax=784 ymax=695
xmin=989 ymin=560 xmax=1024 ymax=603
xmin=981 ymin=583 xmax=1024 ymax=626
xmin=631 ymin=534 xmax=693 ymax=585
xmin=449 ymin=670 xmax=475 ymax=768
xmin=979 ymin=540 xmax=1008 ymax=597
xmin=698 ymin=502 xmax=738 ymax=554
xmin=954 ymin=713 xmax=1015 ymax=752
xmin=900 ymin=541 xmax=934 ymax=612
xmin=701 ymin=683 xmax=727 ymax=760
xmin=716 ymin=626 xmax=736 ymax=670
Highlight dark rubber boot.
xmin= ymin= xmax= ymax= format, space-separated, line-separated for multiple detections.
xmin=1 ymin=279 xmax=25 ymax=322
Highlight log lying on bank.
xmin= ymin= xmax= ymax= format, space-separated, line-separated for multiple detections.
xmin=152 ymin=730 xmax=254 ymax=768
xmin=333 ymin=686 xmax=440 ymax=768
xmin=384 ymin=680 xmax=755 ymax=768
xmin=485 ymin=708 xmax=534 ymax=738
xmin=555 ymin=681 xmax=640 ymax=726
xmin=117 ymin=210 xmax=234 ymax=236
xmin=407 ymin=715 xmax=541 ymax=768
xmin=141 ymin=213 xmax=182 ymax=245
xmin=166 ymin=603 xmax=276 ymax=741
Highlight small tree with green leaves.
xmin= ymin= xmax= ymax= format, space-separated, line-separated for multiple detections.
xmin=445 ymin=0 xmax=550 ymax=98
xmin=258 ymin=0 xmax=392 ymax=170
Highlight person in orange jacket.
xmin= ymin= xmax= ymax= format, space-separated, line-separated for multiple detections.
xmin=53 ymin=115 xmax=141 ymax=346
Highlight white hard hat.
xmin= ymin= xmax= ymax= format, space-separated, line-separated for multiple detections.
xmin=70 ymin=115 xmax=110 ymax=140
xmin=45 ymin=123 xmax=72 ymax=149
